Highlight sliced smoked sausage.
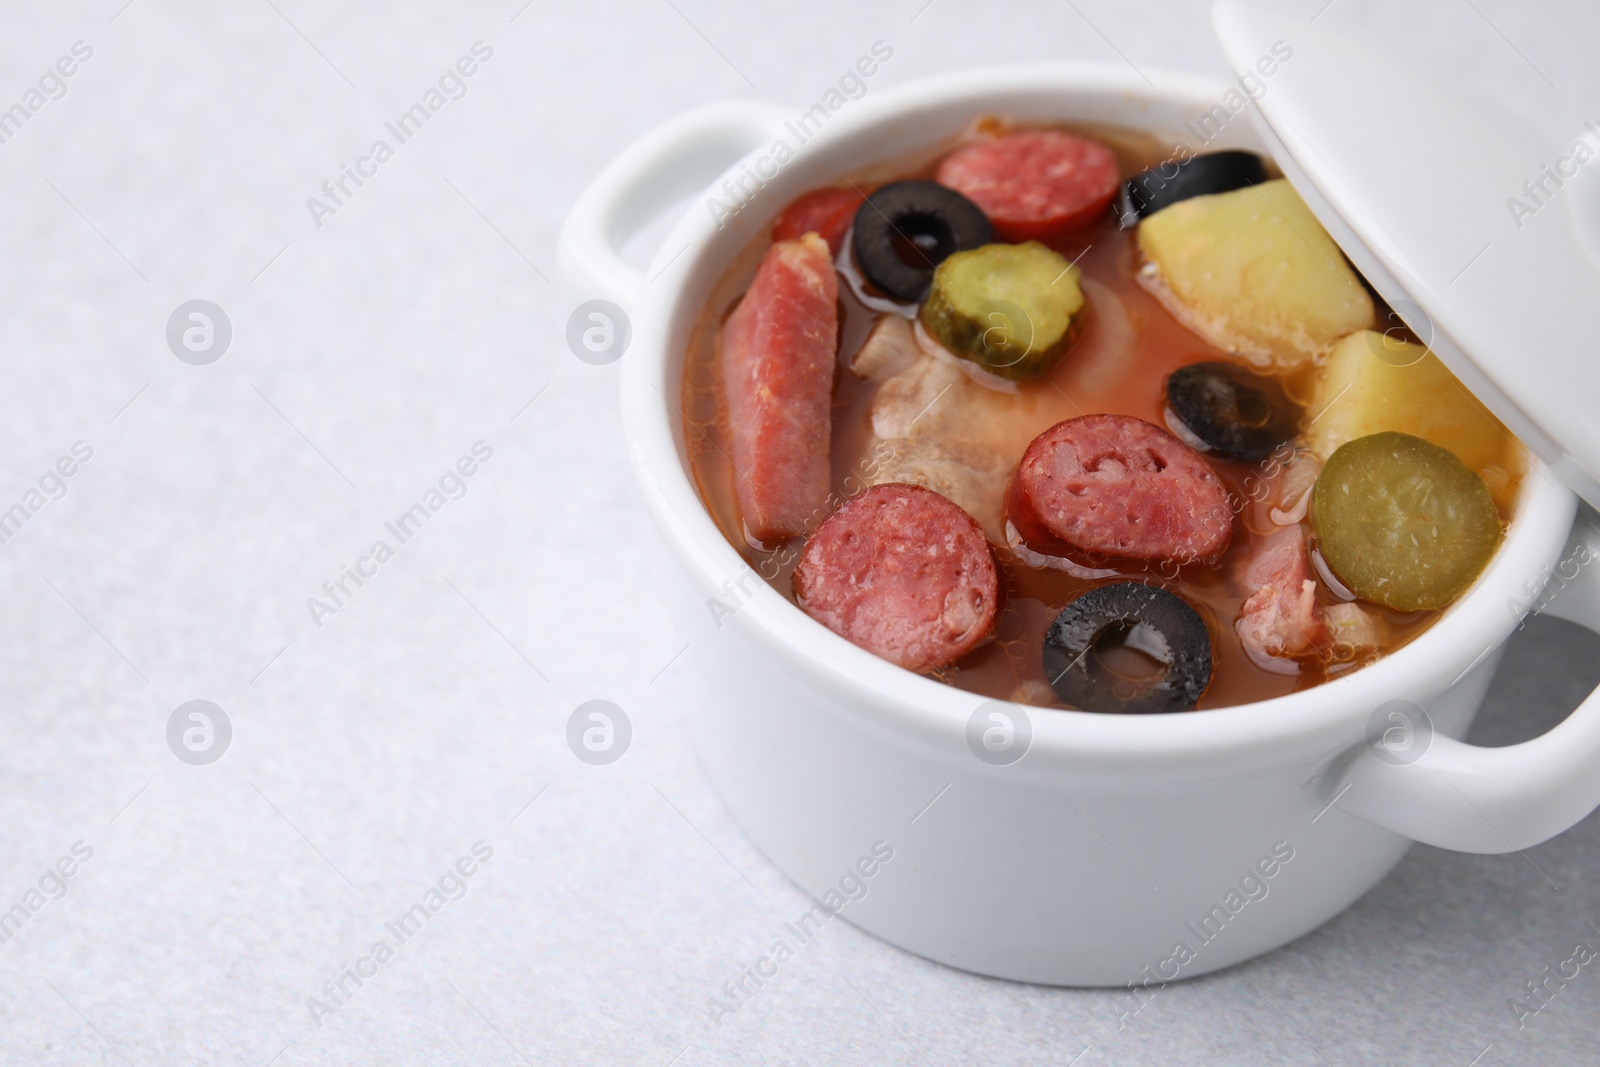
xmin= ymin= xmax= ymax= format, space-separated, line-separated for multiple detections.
xmin=1007 ymin=414 xmax=1233 ymax=565
xmin=771 ymin=187 xmax=865 ymax=255
xmin=794 ymin=483 xmax=998 ymax=672
xmin=935 ymin=129 xmax=1121 ymax=243
xmin=721 ymin=232 xmax=838 ymax=544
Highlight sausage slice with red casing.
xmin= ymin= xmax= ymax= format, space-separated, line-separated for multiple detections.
xmin=794 ymin=483 xmax=999 ymax=672
xmin=1007 ymin=413 xmax=1234 ymax=565
xmin=935 ymin=129 xmax=1121 ymax=243
xmin=721 ymin=232 xmax=839 ymax=543
xmin=771 ymin=187 xmax=866 ymax=255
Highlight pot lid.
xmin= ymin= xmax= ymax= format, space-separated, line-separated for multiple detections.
xmin=1213 ymin=0 xmax=1600 ymax=509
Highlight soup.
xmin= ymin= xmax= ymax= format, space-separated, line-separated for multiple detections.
xmin=682 ymin=120 xmax=1523 ymax=713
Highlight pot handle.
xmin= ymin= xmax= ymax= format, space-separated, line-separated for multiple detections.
xmin=558 ymin=100 xmax=789 ymax=307
xmin=1328 ymin=508 xmax=1600 ymax=853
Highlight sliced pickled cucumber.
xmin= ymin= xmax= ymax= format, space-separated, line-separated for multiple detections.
xmin=1311 ymin=432 xmax=1502 ymax=612
xmin=920 ymin=241 xmax=1084 ymax=381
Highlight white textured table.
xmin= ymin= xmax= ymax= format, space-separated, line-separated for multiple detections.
xmin=0 ymin=1 xmax=1596 ymax=1063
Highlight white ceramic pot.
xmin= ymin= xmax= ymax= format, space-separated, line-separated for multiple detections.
xmin=561 ymin=65 xmax=1600 ymax=986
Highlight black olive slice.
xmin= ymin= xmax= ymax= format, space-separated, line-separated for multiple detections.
xmin=1117 ymin=150 xmax=1269 ymax=227
xmin=851 ymin=180 xmax=993 ymax=303
xmin=1043 ymin=583 xmax=1212 ymax=713
xmin=1165 ymin=361 xmax=1300 ymax=462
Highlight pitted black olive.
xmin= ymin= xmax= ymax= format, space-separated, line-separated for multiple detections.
xmin=851 ymin=181 xmax=993 ymax=303
xmin=1043 ymin=582 xmax=1212 ymax=714
xmin=1165 ymin=361 xmax=1300 ymax=462
xmin=1118 ymin=150 xmax=1268 ymax=227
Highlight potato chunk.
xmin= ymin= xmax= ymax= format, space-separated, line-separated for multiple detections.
xmin=1305 ymin=330 xmax=1512 ymax=477
xmin=1136 ymin=179 xmax=1374 ymax=369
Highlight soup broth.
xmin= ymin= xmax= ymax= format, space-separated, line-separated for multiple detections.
xmin=682 ymin=121 xmax=1522 ymax=712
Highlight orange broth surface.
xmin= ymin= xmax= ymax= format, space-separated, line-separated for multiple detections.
xmin=680 ymin=121 xmax=1521 ymax=712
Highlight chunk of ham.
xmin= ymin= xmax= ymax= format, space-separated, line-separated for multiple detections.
xmin=1236 ymin=526 xmax=1327 ymax=662
xmin=721 ymin=233 xmax=838 ymax=543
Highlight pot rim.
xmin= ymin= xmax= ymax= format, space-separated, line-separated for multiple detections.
xmin=618 ymin=62 xmax=1577 ymax=768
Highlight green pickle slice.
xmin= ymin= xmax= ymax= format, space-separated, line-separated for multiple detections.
xmin=1311 ymin=431 xmax=1503 ymax=612
xmin=919 ymin=241 xmax=1084 ymax=381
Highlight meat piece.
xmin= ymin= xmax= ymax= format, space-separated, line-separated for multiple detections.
xmin=847 ymin=315 xmax=1028 ymax=542
xmin=866 ymin=436 xmax=1010 ymax=544
xmin=1266 ymin=451 xmax=1320 ymax=525
xmin=771 ymin=187 xmax=866 ymax=255
xmin=1236 ymin=526 xmax=1327 ymax=661
xmin=1242 ymin=449 xmax=1320 ymax=532
xmin=721 ymin=232 xmax=839 ymax=543
xmin=794 ymin=483 xmax=998 ymax=672
xmin=849 ymin=313 xmax=923 ymax=383
xmin=854 ymin=315 xmax=1042 ymax=457
xmin=869 ymin=352 xmax=966 ymax=441
xmin=1007 ymin=414 xmax=1234 ymax=564
xmin=935 ymin=130 xmax=1121 ymax=243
